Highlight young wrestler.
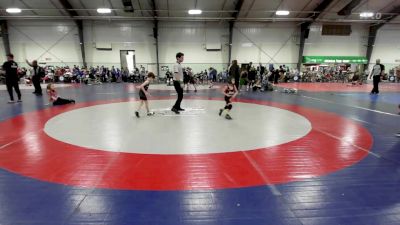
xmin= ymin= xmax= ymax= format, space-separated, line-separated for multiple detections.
xmin=46 ymin=84 xmax=75 ymax=106
xmin=185 ymin=67 xmax=197 ymax=92
xmin=219 ymin=78 xmax=238 ymax=120
xmin=135 ymin=72 xmax=156 ymax=118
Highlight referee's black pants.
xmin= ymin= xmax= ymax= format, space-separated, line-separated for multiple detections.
xmin=173 ymin=81 xmax=183 ymax=110
xmin=32 ymin=76 xmax=42 ymax=95
xmin=371 ymin=76 xmax=380 ymax=94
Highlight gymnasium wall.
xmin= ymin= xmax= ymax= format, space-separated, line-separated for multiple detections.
xmin=84 ymin=20 xmax=156 ymax=68
xmin=158 ymin=21 xmax=229 ymax=72
xmin=232 ymin=22 xmax=299 ymax=69
xmin=303 ymin=23 xmax=369 ymax=57
xmin=370 ymin=24 xmax=400 ymax=70
xmin=2 ymin=20 xmax=399 ymax=73
xmin=7 ymin=20 xmax=82 ymax=67
xmin=0 ymin=39 xmax=5 ymax=63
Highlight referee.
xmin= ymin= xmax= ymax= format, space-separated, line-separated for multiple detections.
xmin=171 ymin=52 xmax=185 ymax=114
xmin=369 ymin=59 xmax=385 ymax=95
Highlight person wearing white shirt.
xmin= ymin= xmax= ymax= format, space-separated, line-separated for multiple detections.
xmin=171 ymin=52 xmax=185 ymax=114
xmin=368 ymin=59 xmax=385 ymax=95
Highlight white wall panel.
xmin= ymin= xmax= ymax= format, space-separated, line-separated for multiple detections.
xmin=370 ymin=24 xmax=400 ymax=69
xmin=0 ymin=39 xmax=5 ymax=63
xmin=83 ymin=21 xmax=156 ymax=67
xmin=232 ymin=23 xmax=299 ymax=67
xmin=157 ymin=22 xmax=229 ymax=72
xmin=158 ymin=22 xmax=229 ymax=64
xmin=303 ymin=23 xmax=368 ymax=57
xmin=8 ymin=21 xmax=81 ymax=67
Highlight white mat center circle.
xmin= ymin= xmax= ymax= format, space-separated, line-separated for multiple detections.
xmin=44 ymin=100 xmax=312 ymax=155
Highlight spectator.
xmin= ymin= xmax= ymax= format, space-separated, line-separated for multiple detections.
xmin=229 ymin=60 xmax=240 ymax=90
xmin=2 ymin=54 xmax=22 ymax=103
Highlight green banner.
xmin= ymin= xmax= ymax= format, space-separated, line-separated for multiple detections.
xmin=303 ymin=56 xmax=368 ymax=64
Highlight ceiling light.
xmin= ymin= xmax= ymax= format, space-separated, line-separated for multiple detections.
xmin=188 ymin=9 xmax=202 ymax=15
xmin=276 ymin=10 xmax=290 ymax=16
xmin=97 ymin=8 xmax=112 ymax=14
xmin=6 ymin=8 xmax=22 ymax=13
xmin=360 ymin=12 xmax=374 ymax=18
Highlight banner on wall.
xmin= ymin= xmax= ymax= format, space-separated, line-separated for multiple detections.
xmin=303 ymin=56 xmax=368 ymax=64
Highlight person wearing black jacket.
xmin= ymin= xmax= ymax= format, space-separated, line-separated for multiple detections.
xmin=259 ymin=65 xmax=265 ymax=83
xmin=272 ymin=69 xmax=280 ymax=84
xmin=2 ymin=54 xmax=22 ymax=103
xmin=229 ymin=60 xmax=240 ymax=90
xmin=26 ymin=59 xmax=44 ymax=95
xmin=247 ymin=62 xmax=253 ymax=73
xmin=268 ymin=69 xmax=279 ymax=84
xmin=248 ymin=66 xmax=257 ymax=90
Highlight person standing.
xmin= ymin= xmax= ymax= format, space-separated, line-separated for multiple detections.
xmin=369 ymin=59 xmax=385 ymax=95
xmin=260 ymin=64 xmax=265 ymax=77
xmin=278 ymin=65 xmax=286 ymax=82
xmin=247 ymin=62 xmax=253 ymax=73
xmin=208 ymin=67 xmax=217 ymax=88
xmin=248 ymin=66 xmax=256 ymax=90
xmin=273 ymin=69 xmax=280 ymax=84
xmin=140 ymin=65 xmax=146 ymax=82
xmin=240 ymin=70 xmax=248 ymax=91
xmin=396 ymin=105 xmax=400 ymax=137
xmin=229 ymin=60 xmax=240 ymax=90
xmin=165 ymin=69 xmax=173 ymax=86
xmin=135 ymin=72 xmax=156 ymax=118
xmin=171 ymin=52 xmax=185 ymax=114
xmin=183 ymin=67 xmax=190 ymax=90
xmin=219 ymin=79 xmax=238 ymax=120
xmin=26 ymin=59 xmax=43 ymax=95
xmin=186 ymin=67 xmax=197 ymax=92
xmin=212 ymin=67 xmax=217 ymax=83
xmin=2 ymin=54 xmax=22 ymax=103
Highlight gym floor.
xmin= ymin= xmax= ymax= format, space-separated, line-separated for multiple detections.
xmin=0 ymin=82 xmax=399 ymax=225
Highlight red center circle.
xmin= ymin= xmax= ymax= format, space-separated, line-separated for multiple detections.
xmin=0 ymin=97 xmax=373 ymax=190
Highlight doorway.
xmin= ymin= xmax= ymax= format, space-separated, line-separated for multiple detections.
xmin=120 ymin=50 xmax=136 ymax=73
